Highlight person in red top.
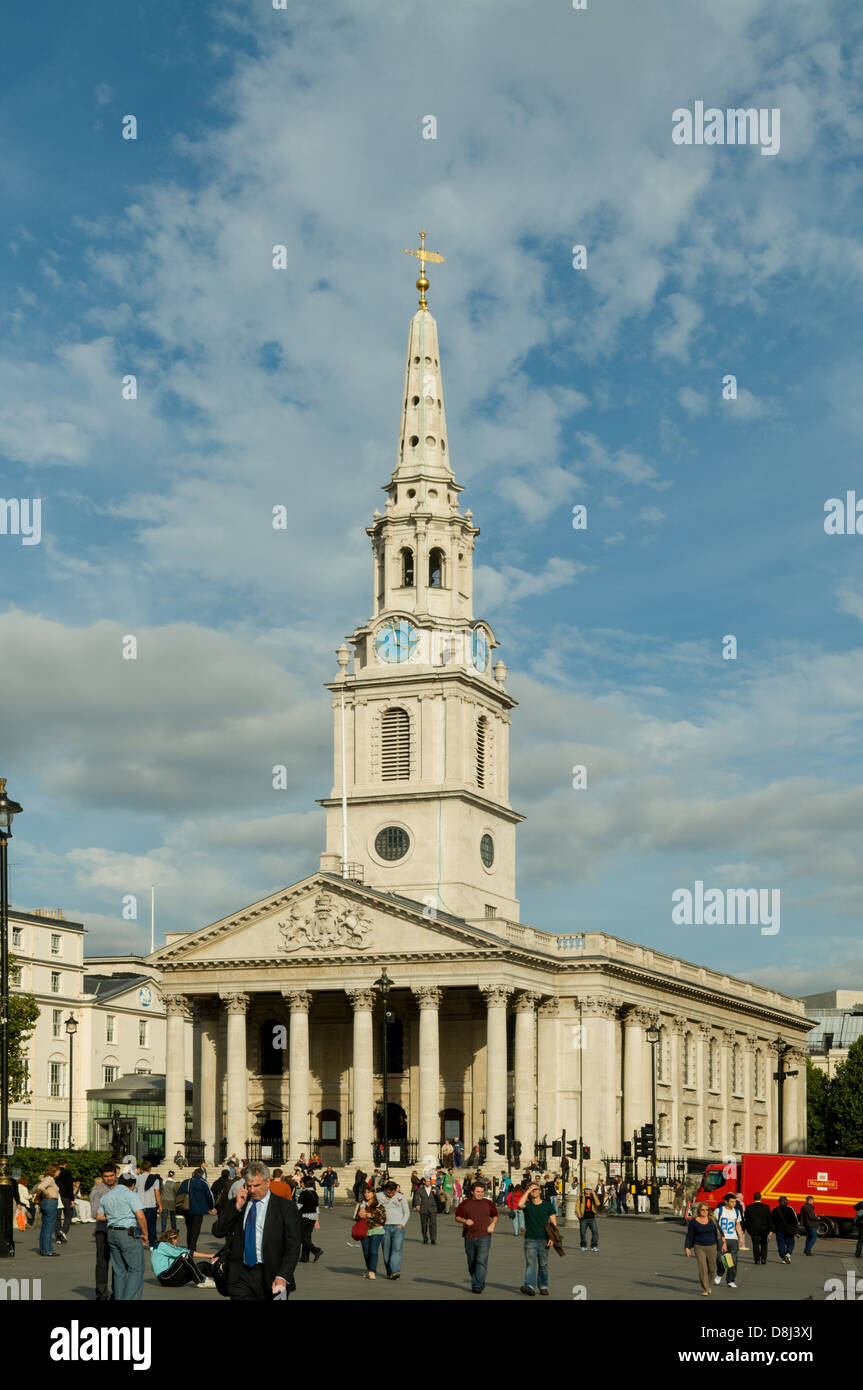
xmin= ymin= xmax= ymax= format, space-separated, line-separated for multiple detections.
xmin=454 ymin=1177 xmax=498 ymax=1294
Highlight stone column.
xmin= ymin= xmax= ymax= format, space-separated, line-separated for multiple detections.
xmin=412 ymin=986 xmax=442 ymax=1157
xmin=536 ymin=998 xmax=560 ymax=1143
xmin=513 ymin=992 xmax=539 ymax=1158
xmin=348 ymin=990 xmax=375 ymax=1166
xmin=481 ymin=986 xmax=512 ymax=1153
xmin=696 ymin=1024 xmax=711 ymax=1154
xmin=783 ymin=1048 xmax=806 ymax=1154
xmin=670 ymin=1015 xmax=687 ymax=1154
xmin=578 ymin=996 xmax=619 ymax=1159
xmin=622 ymin=1007 xmax=651 ymax=1146
xmin=720 ymin=1029 xmax=734 ymax=1157
xmin=163 ymin=993 xmax=188 ymax=1158
xmin=285 ymin=991 xmax=312 ymax=1162
xmin=221 ymin=992 xmax=250 ymax=1160
xmin=196 ymin=1001 xmax=220 ymax=1164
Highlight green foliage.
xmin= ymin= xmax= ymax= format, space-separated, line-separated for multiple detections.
xmin=829 ymin=1037 xmax=863 ymax=1156
xmin=11 ymin=1148 xmax=113 ymax=1195
xmin=806 ymin=1056 xmax=828 ymax=1153
xmin=8 ymin=958 xmax=39 ymax=1098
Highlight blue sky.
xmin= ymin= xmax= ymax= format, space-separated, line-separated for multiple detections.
xmin=2 ymin=0 xmax=862 ymax=995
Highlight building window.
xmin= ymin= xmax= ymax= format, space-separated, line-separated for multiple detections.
xmin=138 ymin=1019 xmax=148 ymax=1047
xmin=49 ymin=1061 xmax=67 ymax=1098
xmin=11 ymin=1120 xmax=28 ymax=1148
xmin=732 ymin=1122 xmax=742 ymax=1150
xmin=708 ymin=1119 xmax=719 ymax=1149
xmin=12 ymin=926 xmax=22 ymax=947
xmin=318 ymin=1109 xmax=341 ymax=1144
xmin=50 ymin=971 xmax=61 ymax=994
xmin=103 ymin=1065 xmax=119 ymax=1085
xmin=106 ymin=1016 xmax=115 ymax=1043
xmin=11 ymin=964 xmax=22 ymax=986
xmin=484 ymin=904 xmax=497 ymax=919
xmin=476 ymin=716 xmax=488 ymax=788
xmin=428 ymin=547 xmax=445 ymax=588
xmin=52 ymin=1009 xmax=63 ymax=1040
xmin=658 ymin=1112 xmax=669 ymax=1144
xmin=381 ymin=707 xmax=410 ymax=781
xmin=51 ymin=933 xmax=61 ymax=955
xmin=401 ymin=547 xmax=414 ymax=586
xmin=49 ymin=1121 xmax=64 ymax=1148
xmin=14 ymin=1059 xmax=30 ymax=1100
xmin=480 ymin=833 xmax=494 ymax=868
xmin=134 ymin=1065 xmax=151 ymax=1075
xmin=374 ymin=825 xmax=410 ymax=861
xmin=754 ymin=1125 xmax=764 ymax=1152
xmin=683 ymin=1116 xmax=695 ymax=1146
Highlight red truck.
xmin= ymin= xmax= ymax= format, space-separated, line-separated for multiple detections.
xmin=694 ymin=1152 xmax=863 ymax=1237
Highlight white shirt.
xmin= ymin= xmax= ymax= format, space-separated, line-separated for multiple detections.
xmin=717 ymin=1208 xmax=739 ymax=1238
xmin=242 ymin=1190 xmax=270 ymax=1265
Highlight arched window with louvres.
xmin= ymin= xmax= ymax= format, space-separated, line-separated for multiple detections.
xmin=381 ymin=706 xmax=411 ymax=781
xmin=476 ymin=715 xmax=488 ymax=788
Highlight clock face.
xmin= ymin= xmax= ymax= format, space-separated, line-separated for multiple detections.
xmin=470 ymin=628 xmax=490 ymax=672
xmin=375 ymin=619 xmax=420 ymax=664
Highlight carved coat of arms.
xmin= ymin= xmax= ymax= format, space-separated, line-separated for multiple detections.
xmin=277 ymin=891 xmax=372 ymax=953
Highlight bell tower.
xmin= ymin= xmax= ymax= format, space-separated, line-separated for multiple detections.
xmin=318 ymin=234 xmax=523 ymax=925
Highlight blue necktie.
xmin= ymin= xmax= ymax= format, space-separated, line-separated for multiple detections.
xmin=243 ymin=1200 xmax=258 ymax=1267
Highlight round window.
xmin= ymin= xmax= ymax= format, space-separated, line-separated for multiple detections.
xmin=480 ymin=833 xmax=495 ymax=868
xmin=375 ymin=826 xmax=410 ymax=861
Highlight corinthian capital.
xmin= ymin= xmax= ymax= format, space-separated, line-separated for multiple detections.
xmin=513 ymin=991 xmax=541 ymax=1013
xmin=220 ymin=991 xmax=250 ymax=1015
xmin=623 ymin=1005 xmax=655 ymax=1029
xmin=412 ymin=985 xmax=443 ymax=1010
xmin=347 ymin=988 xmax=376 ymax=1011
xmin=480 ymin=985 xmax=512 ymax=1009
xmin=575 ymin=994 xmax=618 ymax=1019
xmin=163 ymin=992 xmax=189 ymax=1016
xmin=283 ymin=990 xmax=312 ymax=1013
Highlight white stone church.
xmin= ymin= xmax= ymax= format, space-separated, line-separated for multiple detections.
xmin=153 ymin=246 xmax=811 ymax=1179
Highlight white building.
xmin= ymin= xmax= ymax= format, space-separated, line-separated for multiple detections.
xmin=8 ymin=908 xmax=178 ymax=1152
xmin=803 ymin=990 xmax=863 ymax=1076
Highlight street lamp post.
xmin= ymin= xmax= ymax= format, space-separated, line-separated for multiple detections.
xmin=0 ymin=776 xmax=23 ymax=1259
xmin=308 ymin=1110 xmax=313 ymax=1158
xmin=65 ymin=1015 xmax=78 ymax=1150
xmin=773 ymin=1037 xmax=797 ymax=1153
xmin=645 ymin=1023 xmax=660 ymax=1215
xmin=374 ymin=968 xmax=393 ymax=1171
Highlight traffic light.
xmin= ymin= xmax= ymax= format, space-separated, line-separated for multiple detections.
xmin=634 ymin=1134 xmax=645 ymax=1158
xmin=641 ymin=1123 xmax=655 ymax=1155
xmin=494 ymin=1134 xmax=506 ymax=1155
xmin=551 ymin=1139 xmax=562 ymax=1157
xmin=511 ymin=1140 xmax=522 ymax=1164
xmin=581 ymin=1144 xmax=591 ymax=1161
xmin=566 ymin=1139 xmax=578 ymax=1159
xmin=622 ymin=1141 xmax=631 ymax=1158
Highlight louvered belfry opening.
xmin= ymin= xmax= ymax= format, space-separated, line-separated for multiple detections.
xmin=382 ymin=706 xmax=411 ymax=780
xmin=476 ymin=715 xmax=488 ymax=788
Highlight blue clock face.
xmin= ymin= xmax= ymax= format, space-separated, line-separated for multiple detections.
xmin=470 ymin=628 xmax=490 ymax=672
xmin=375 ymin=619 xmax=420 ymax=663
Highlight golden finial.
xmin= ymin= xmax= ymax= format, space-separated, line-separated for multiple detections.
xmin=402 ymin=229 xmax=444 ymax=309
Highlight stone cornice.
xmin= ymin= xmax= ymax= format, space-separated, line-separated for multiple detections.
xmin=316 ymin=788 xmax=525 ymax=825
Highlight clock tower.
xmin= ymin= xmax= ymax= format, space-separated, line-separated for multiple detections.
xmin=318 ymin=235 xmax=523 ymax=925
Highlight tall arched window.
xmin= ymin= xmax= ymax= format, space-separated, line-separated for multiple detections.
xmin=381 ymin=707 xmax=411 ymax=780
xmin=428 ymin=547 xmax=445 ymax=588
xmin=401 ymin=547 xmax=414 ymax=586
xmin=476 ymin=716 xmax=488 ymax=788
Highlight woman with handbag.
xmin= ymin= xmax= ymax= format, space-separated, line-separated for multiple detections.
xmin=355 ymin=1186 xmax=386 ymax=1279
xmin=684 ymin=1202 xmax=724 ymax=1296
xmin=35 ymin=1165 xmax=62 ymax=1256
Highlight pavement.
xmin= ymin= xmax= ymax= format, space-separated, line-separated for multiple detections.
xmin=7 ymin=1206 xmax=862 ymax=1301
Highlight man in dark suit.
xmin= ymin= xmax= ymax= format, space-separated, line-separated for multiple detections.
xmin=213 ymin=1161 xmax=301 ymax=1300
xmin=744 ymin=1191 xmax=773 ymax=1265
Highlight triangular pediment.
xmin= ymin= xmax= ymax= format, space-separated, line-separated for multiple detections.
xmin=152 ymin=873 xmax=502 ymax=967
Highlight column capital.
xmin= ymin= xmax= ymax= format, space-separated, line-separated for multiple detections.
xmin=697 ymin=1022 xmax=713 ymax=1040
xmin=784 ymin=1045 xmax=808 ymax=1066
xmin=538 ymin=997 xmax=560 ymax=1018
xmin=721 ymin=1028 xmax=736 ymax=1047
xmin=163 ymin=991 xmax=189 ymax=1016
xmin=670 ymin=1013 xmax=689 ymax=1033
xmin=575 ymin=994 xmax=618 ymax=1019
xmin=744 ymin=1032 xmax=760 ymax=1051
xmin=480 ymin=985 xmax=512 ymax=1008
xmin=412 ymin=985 xmax=443 ymax=1009
xmin=347 ymin=987 xmax=376 ymax=1011
xmin=513 ymin=990 xmax=540 ymax=1013
xmin=622 ymin=1004 xmax=655 ymax=1028
xmin=220 ymin=991 xmax=250 ymax=1015
xmin=283 ymin=989 xmax=312 ymax=1012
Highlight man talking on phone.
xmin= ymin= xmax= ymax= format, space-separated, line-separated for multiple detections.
xmin=213 ymin=1161 xmax=302 ymax=1300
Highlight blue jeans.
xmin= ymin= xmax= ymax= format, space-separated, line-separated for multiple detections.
xmin=143 ymin=1208 xmax=158 ymax=1246
xmin=107 ymin=1228 xmax=145 ymax=1300
xmin=160 ymin=1209 xmax=178 ymax=1232
xmin=512 ymin=1208 xmax=525 ymax=1236
xmin=382 ymin=1225 xmax=405 ymax=1275
xmin=361 ymin=1231 xmax=383 ymax=1271
xmin=775 ymin=1229 xmax=794 ymax=1259
xmin=465 ymin=1235 xmax=491 ymax=1290
xmin=323 ymin=1187 xmax=334 ymax=1208
xmin=579 ymin=1215 xmax=599 ymax=1249
xmin=524 ymin=1237 xmax=549 ymax=1290
xmin=804 ymin=1226 xmax=817 ymax=1255
xmin=39 ymin=1198 xmax=58 ymax=1254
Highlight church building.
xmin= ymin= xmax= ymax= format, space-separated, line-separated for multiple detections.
xmin=152 ymin=238 xmax=812 ymax=1178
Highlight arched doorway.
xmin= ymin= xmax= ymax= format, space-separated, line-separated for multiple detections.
xmin=441 ymin=1108 xmax=465 ymax=1144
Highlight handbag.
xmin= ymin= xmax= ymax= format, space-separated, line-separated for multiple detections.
xmin=175 ymin=1182 xmax=190 ymax=1213
xmin=351 ymin=1218 xmax=368 ymax=1241
xmin=15 ymin=1206 xmax=26 ymax=1231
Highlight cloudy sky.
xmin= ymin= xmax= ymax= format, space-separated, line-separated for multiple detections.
xmin=2 ymin=0 xmax=862 ymax=996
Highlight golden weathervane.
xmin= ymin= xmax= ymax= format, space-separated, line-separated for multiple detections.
xmin=403 ymin=229 xmax=444 ymax=309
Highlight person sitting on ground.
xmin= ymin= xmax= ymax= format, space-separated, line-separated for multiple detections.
xmin=150 ymin=1228 xmax=217 ymax=1288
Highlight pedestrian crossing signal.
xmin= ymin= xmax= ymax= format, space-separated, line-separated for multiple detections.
xmin=494 ymin=1134 xmax=506 ymax=1155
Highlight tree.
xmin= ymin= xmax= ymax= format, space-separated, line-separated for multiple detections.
xmin=8 ymin=958 xmax=39 ymax=1098
xmin=829 ymin=1038 xmax=863 ymax=1156
xmin=806 ymin=1057 xmax=828 ymax=1153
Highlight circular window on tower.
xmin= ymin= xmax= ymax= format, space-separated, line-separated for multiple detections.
xmin=375 ymin=826 xmax=411 ymax=861
xmin=480 ymin=833 xmax=495 ymax=868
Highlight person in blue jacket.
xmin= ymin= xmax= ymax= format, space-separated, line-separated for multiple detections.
xmin=177 ymin=1166 xmax=215 ymax=1253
